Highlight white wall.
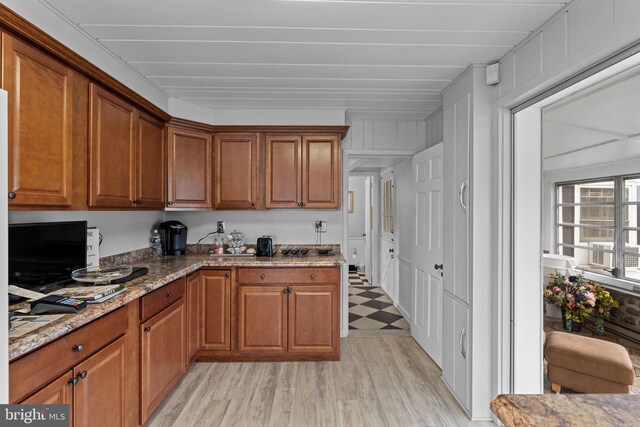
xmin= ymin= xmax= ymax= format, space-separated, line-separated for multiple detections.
xmin=343 ymin=120 xmax=426 ymax=153
xmin=348 ymin=176 xmax=367 ymax=268
xmin=426 ymin=107 xmax=444 ymax=149
xmin=8 ymin=211 xmax=164 ymax=257
xmin=167 ymin=210 xmax=343 ymax=246
xmin=348 ymin=176 xmax=366 ymax=238
xmin=395 ymin=158 xmax=414 ymax=320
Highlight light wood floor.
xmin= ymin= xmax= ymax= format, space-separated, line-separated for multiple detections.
xmin=147 ymin=337 xmax=495 ymax=427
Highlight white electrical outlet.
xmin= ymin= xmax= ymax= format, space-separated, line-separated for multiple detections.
xmin=315 ymin=221 xmax=327 ymax=233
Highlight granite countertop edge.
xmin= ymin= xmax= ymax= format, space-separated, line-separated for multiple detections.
xmin=9 ymin=253 xmax=345 ymax=361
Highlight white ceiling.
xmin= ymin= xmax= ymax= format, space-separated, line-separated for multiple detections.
xmin=543 ymin=65 xmax=640 ymax=168
xmin=44 ymin=0 xmax=567 ymax=119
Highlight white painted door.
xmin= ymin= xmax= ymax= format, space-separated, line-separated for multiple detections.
xmin=380 ymin=172 xmax=396 ymax=296
xmin=411 ymin=143 xmax=444 ymax=367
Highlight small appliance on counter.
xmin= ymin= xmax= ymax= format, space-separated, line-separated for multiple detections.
xmin=159 ymin=221 xmax=188 ymax=255
xmin=256 ymin=236 xmax=274 ymax=257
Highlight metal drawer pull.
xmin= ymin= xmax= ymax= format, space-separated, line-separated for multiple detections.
xmin=459 ymin=327 xmax=467 ymax=359
xmin=8 ymin=192 xmax=16 ymax=199
xmin=77 ymin=370 xmax=88 ymax=380
xmin=69 ymin=377 xmax=79 ymax=386
xmin=166 ymin=292 xmax=173 ymax=298
xmin=144 ymin=326 xmax=151 ymax=333
xmin=310 ymin=274 xmax=316 ymax=279
xmin=73 ymin=344 xmax=84 ymax=353
xmin=260 ymin=274 xmax=265 ymax=279
xmin=459 ymin=180 xmax=468 ymax=212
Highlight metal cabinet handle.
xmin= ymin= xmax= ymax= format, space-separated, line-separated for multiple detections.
xmin=260 ymin=274 xmax=265 ymax=279
xmin=8 ymin=192 xmax=16 ymax=199
xmin=77 ymin=370 xmax=88 ymax=380
xmin=68 ymin=377 xmax=79 ymax=386
xmin=144 ymin=326 xmax=151 ymax=333
xmin=459 ymin=180 xmax=468 ymax=212
xmin=166 ymin=292 xmax=173 ymax=298
xmin=225 ymin=273 xmax=230 ymax=277
xmin=73 ymin=344 xmax=84 ymax=353
xmin=168 ymin=201 xmax=174 ymax=206
xmin=310 ymin=274 xmax=316 ymax=279
xmin=251 ymin=202 xmax=256 ymax=207
xmin=459 ymin=327 xmax=467 ymax=359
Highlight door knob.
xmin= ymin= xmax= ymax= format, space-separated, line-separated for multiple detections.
xmin=434 ymin=264 xmax=443 ymax=270
xmin=388 ymin=249 xmax=394 ymax=253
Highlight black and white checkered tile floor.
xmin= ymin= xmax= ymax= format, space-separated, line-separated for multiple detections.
xmin=348 ymin=272 xmax=410 ymax=336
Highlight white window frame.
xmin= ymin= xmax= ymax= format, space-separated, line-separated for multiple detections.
xmin=556 ymin=174 xmax=640 ymax=294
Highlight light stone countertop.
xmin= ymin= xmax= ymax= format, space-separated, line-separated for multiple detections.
xmin=9 ymin=251 xmax=345 ymax=361
xmin=491 ymin=393 xmax=640 ymax=427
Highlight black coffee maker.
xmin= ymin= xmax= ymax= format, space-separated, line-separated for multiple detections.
xmin=159 ymin=221 xmax=188 ymax=255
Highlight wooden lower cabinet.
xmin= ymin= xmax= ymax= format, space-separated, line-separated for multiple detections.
xmin=201 ymin=270 xmax=232 ymax=351
xmin=288 ymin=285 xmax=340 ymax=354
xmin=140 ymin=299 xmax=186 ymax=424
xmin=237 ymin=275 xmax=340 ymax=357
xmin=73 ymin=336 xmax=127 ymax=427
xmin=20 ymin=335 xmax=127 ymax=427
xmin=238 ymin=285 xmax=288 ymax=354
xmin=186 ymin=272 xmax=202 ymax=361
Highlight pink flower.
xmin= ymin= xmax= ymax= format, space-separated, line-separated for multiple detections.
xmin=585 ymin=292 xmax=596 ymax=302
xmin=598 ymin=307 xmax=605 ymax=314
xmin=544 ymin=290 xmax=552 ymax=297
xmin=567 ymin=301 xmax=575 ymax=309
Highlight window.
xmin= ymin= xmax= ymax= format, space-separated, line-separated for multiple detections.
xmin=382 ymin=177 xmax=394 ymax=234
xmin=556 ymin=175 xmax=640 ymax=285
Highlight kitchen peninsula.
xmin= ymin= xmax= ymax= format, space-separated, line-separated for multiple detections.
xmin=9 ymin=246 xmax=344 ymax=425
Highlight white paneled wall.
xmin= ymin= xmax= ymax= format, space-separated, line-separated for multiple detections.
xmin=426 ymin=107 xmax=444 ymax=148
xmin=498 ymin=0 xmax=640 ymax=101
xmin=343 ymin=120 xmax=426 ymax=152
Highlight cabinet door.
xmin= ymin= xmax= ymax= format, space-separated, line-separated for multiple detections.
xmin=214 ymin=133 xmax=258 ymax=209
xmin=238 ymin=285 xmax=287 ymax=353
xmin=140 ymin=300 xmax=186 ymax=423
xmin=89 ymin=84 xmax=137 ymax=207
xmin=136 ymin=112 xmax=165 ymax=208
xmin=3 ymin=34 xmax=73 ymax=207
xmin=74 ymin=336 xmax=127 ymax=427
xmin=443 ymin=95 xmax=470 ymax=303
xmin=441 ymin=293 xmax=470 ymax=413
xmin=167 ymin=127 xmax=212 ymax=209
xmin=302 ymin=134 xmax=340 ymax=208
xmin=186 ymin=273 xmax=202 ymax=360
xmin=21 ymin=371 xmax=73 ymax=426
xmin=265 ymin=135 xmax=301 ymax=208
xmin=201 ymin=270 xmax=231 ymax=351
xmin=288 ymin=285 xmax=339 ymax=354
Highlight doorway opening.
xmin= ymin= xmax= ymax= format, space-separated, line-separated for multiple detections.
xmin=345 ymin=154 xmax=410 ymax=336
xmin=510 ymin=48 xmax=640 ymax=394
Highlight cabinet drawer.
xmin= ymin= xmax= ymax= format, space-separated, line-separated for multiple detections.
xmin=10 ymin=306 xmax=128 ymax=403
xmin=238 ymin=267 xmax=339 ymax=284
xmin=140 ymin=277 xmax=186 ymax=321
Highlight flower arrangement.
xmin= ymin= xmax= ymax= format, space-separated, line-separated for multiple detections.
xmin=543 ymin=273 xmax=619 ymax=335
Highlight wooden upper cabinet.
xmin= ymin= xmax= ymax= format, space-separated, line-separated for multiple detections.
xmin=265 ymin=134 xmax=302 ymax=208
xmin=302 ymin=135 xmax=341 ymax=209
xmin=3 ymin=33 xmax=74 ymax=207
xmin=214 ymin=133 xmax=259 ymax=209
xmin=137 ymin=112 xmax=166 ymax=209
xmin=265 ymin=133 xmax=341 ymax=209
xmin=167 ymin=126 xmax=212 ymax=209
xmin=89 ymin=84 xmax=137 ymax=207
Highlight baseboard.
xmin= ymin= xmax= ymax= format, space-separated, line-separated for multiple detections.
xmin=397 ymin=302 xmax=412 ymax=323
